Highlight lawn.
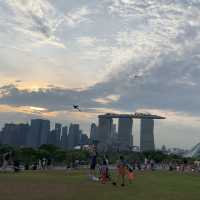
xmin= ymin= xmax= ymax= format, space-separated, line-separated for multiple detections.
xmin=0 ymin=170 xmax=200 ymax=200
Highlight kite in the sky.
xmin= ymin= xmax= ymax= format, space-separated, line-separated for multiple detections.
xmin=73 ymin=105 xmax=81 ymax=112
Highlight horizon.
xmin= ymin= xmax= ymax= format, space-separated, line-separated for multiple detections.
xmin=0 ymin=0 xmax=200 ymax=149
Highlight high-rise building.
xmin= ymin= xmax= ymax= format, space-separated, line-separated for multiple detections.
xmin=68 ymin=124 xmax=81 ymax=149
xmin=27 ymin=119 xmax=50 ymax=148
xmin=80 ymin=133 xmax=89 ymax=146
xmin=40 ymin=120 xmax=50 ymax=146
xmin=1 ymin=123 xmax=16 ymax=145
xmin=26 ymin=119 xmax=39 ymax=148
xmin=0 ymin=131 xmax=2 ymax=144
xmin=61 ymin=126 xmax=68 ymax=149
xmin=111 ymin=123 xmax=117 ymax=138
xmin=1 ymin=123 xmax=29 ymax=146
xmin=140 ymin=119 xmax=155 ymax=151
xmin=14 ymin=124 xmax=30 ymax=146
xmin=118 ymin=118 xmax=133 ymax=150
xmin=47 ymin=130 xmax=57 ymax=146
xmin=55 ymin=123 xmax=62 ymax=147
xmin=97 ymin=117 xmax=113 ymax=142
xmin=90 ymin=123 xmax=98 ymax=143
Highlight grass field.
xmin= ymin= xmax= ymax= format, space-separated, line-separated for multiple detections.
xmin=0 ymin=170 xmax=200 ymax=200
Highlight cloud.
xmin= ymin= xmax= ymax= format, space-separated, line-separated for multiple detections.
xmin=65 ymin=6 xmax=92 ymax=27
xmin=94 ymin=94 xmax=120 ymax=104
xmin=1 ymin=1 xmax=200 ymax=116
xmin=1 ymin=0 xmax=200 ymax=147
xmin=76 ymin=36 xmax=98 ymax=47
xmin=1 ymin=0 xmax=65 ymax=48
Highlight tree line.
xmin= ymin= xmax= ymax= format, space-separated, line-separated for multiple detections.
xmin=0 ymin=144 xmax=196 ymax=167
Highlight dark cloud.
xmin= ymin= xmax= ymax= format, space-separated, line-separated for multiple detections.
xmin=0 ymin=50 xmax=200 ymax=117
xmin=29 ymin=13 xmax=52 ymax=38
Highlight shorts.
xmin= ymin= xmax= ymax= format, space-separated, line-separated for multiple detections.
xmin=90 ymin=163 xmax=96 ymax=170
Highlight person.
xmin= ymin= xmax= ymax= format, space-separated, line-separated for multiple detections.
xmin=127 ymin=164 xmax=135 ymax=184
xmin=104 ymin=155 xmax=111 ymax=181
xmin=13 ymin=160 xmax=20 ymax=173
xmin=99 ymin=160 xmax=109 ymax=184
xmin=89 ymin=145 xmax=98 ymax=181
xmin=2 ymin=152 xmax=10 ymax=172
xmin=24 ymin=163 xmax=29 ymax=170
xmin=104 ymin=155 xmax=109 ymax=166
xmin=144 ymin=157 xmax=148 ymax=170
xmin=136 ymin=160 xmax=141 ymax=171
xmin=47 ymin=158 xmax=52 ymax=170
xmin=113 ymin=156 xmax=126 ymax=187
xmin=41 ymin=158 xmax=47 ymax=170
xmin=169 ymin=162 xmax=173 ymax=171
xmin=150 ymin=159 xmax=155 ymax=171
xmin=32 ymin=162 xmax=37 ymax=170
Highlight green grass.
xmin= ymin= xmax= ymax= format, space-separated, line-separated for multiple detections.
xmin=0 ymin=170 xmax=200 ymax=200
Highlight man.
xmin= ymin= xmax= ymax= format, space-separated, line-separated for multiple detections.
xmin=2 ymin=152 xmax=10 ymax=172
xmin=89 ymin=145 xmax=98 ymax=181
xmin=113 ymin=156 xmax=126 ymax=186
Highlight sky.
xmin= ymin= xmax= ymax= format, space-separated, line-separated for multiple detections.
xmin=0 ymin=0 xmax=200 ymax=149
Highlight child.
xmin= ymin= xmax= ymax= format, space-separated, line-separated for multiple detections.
xmin=127 ymin=164 xmax=134 ymax=184
xmin=99 ymin=160 xmax=109 ymax=184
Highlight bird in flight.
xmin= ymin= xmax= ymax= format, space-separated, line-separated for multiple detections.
xmin=134 ymin=75 xmax=141 ymax=79
xmin=73 ymin=105 xmax=81 ymax=112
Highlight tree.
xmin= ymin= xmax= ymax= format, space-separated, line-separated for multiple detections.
xmin=54 ymin=149 xmax=66 ymax=163
xmin=19 ymin=147 xmax=37 ymax=165
xmin=0 ymin=144 xmax=15 ymax=154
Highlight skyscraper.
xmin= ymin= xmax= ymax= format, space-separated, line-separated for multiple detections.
xmin=97 ymin=117 xmax=113 ymax=142
xmin=61 ymin=126 xmax=68 ymax=149
xmin=0 ymin=131 xmax=2 ymax=144
xmin=80 ymin=133 xmax=89 ymax=146
xmin=1 ymin=124 xmax=17 ymax=145
xmin=90 ymin=123 xmax=98 ymax=142
xmin=40 ymin=120 xmax=50 ymax=146
xmin=118 ymin=118 xmax=133 ymax=150
xmin=27 ymin=119 xmax=50 ymax=148
xmin=111 ymin=123 xmax=117 ymax=138
xmin=140 ymin=119 xmax=155 ymax=151
xmin=14 ymin=123 xmax=30 ymax=146
xmin=47 ymin=130 xmax=57 ymax=146
xmin=1 ymin=123 xmax=29 ymax=147
xmin=55 ymin=123 xmax=62 ymax=147
xmin=67 ymin=124 xmax=81 ymax=149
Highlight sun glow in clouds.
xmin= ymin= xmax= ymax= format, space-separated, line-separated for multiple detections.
xmin=95 ymin=94 xmax=120 ymax=104
xmin=29 ymin=106 xmax=47 ymax=111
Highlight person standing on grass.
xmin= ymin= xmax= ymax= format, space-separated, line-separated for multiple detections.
xmin=89 ymin=145 xmax=98 ymax=180
xmin=2 ymin=152 xmax=10 ymax=172
xmin=150 ymin=159 xmax=155 ymax=171
xmin=113 ymin=156 xmax=126 ymax=187
xmin=99 ymin=159 xmax=109 ymax=184
xmin=104 ymin=155 xmax=111 ymax=181
xmin=127 ymin=164 xmax=135 ymax=184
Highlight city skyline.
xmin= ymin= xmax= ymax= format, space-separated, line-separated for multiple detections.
xmin=0 ymin=0 xmax=200 ymax=149
xmin=0 ymin=117 xmax=162 ymax=152
xmin=0 ymin=118 xmax=89 ymax=150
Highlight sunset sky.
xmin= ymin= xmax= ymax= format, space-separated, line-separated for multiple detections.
xmin=0 ymin=0 xmax=200 ymax=149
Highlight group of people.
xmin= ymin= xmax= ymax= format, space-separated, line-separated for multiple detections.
xmin=0 ymin=151 xmax=52 ymax=172
xmin=160 ymin=160 xmax=200 ymax=173
xmin=89 ymin=146 xmax=135 ymax=187
xmin=0 ymin=151 xmax=20 ymax=172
